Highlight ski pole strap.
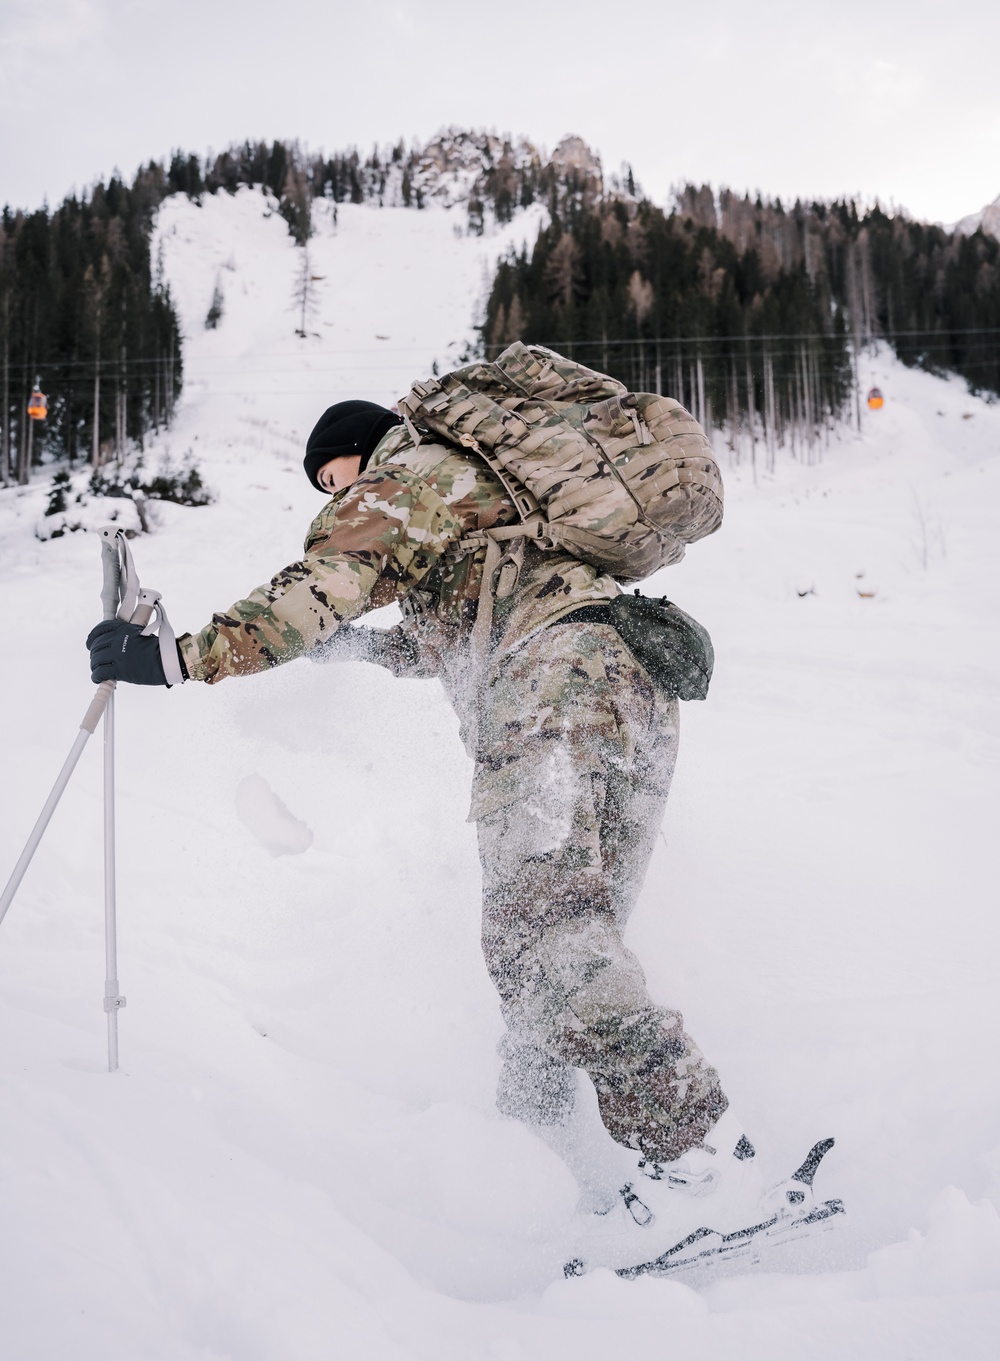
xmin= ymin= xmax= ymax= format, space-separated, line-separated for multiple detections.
xmin=99 ymin=526 xmax=185 ymax=687
xmin=141 ymin=593 xmax=184 ymax=687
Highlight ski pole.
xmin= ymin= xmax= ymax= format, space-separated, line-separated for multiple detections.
xmin=0 ymin=683 xmax=116 ymax=927
xmin=100 ymin=527 xmax=125 ymax=1072
xmin=96 ymin=526 xmax=162 ymax=1069
xmin=0 ymin=526 xmax=165 ymax=1071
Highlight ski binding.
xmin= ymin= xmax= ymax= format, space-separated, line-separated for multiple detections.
xmin=564 ymin=1137 xmax=845 ymax=1280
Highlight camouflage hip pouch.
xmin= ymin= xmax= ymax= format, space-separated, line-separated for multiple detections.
xmin=555 ymin=595 xmax=715 ymax=702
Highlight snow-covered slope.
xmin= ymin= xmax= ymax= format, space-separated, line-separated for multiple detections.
xmin=2 ymin=190 xmax=1000 ymax=1360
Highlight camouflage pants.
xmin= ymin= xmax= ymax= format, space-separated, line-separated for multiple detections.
xmin=472 ymin=622 xmax=727 ymax=1164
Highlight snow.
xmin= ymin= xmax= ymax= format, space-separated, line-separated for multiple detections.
xmin=234 ymin=773 xmax=313 ymax=858
xmin=2 ymin=188 xmax=1000 ymax=1359
xmin=954 ymin=190 xmax=1000 ymax=238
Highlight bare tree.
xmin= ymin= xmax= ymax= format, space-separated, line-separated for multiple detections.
xmin=292 ymin=249 xmax=320 ymax=337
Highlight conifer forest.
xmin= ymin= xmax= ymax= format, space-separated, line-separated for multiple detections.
xmin=482 ymin=188 xmax=1000 ymax=466
xmin=3 ymin=135 xmax=999 ymax=486
xmin=0 ymin=166 xmax=183 ymax=485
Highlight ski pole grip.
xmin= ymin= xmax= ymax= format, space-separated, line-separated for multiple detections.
xmin=99 ymin=528 xmax=121 ymax=622
xmin=128 ymin=587 xmax=160 ymax=629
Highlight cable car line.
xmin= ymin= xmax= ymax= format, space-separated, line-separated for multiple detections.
xmin=4 ymin=324 xmax=1000 ymax=375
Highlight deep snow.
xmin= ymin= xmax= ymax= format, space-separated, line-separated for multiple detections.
xmin=1 ymin=187 xmax=999 ymax=1360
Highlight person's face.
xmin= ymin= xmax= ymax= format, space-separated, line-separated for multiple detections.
xmin=317 ymin=454 xmax=362 ymax=494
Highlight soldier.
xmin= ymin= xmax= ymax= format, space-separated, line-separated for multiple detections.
xmin=87 ymin=374 xmax=763 ymax=1274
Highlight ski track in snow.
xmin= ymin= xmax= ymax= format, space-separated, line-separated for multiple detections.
xmin=1 ymin=188 xmax=999 ymax=1359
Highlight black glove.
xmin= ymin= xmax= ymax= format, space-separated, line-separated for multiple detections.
xmin=87 ymin=619 xmax=171 ymax=686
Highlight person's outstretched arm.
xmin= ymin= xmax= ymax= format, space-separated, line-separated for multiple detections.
xmin=162 ymin=464 xmax=459 ymax=685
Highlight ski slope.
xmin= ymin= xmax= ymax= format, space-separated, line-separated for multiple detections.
xmin=1 ymin=188 xmax=999 ymax=1360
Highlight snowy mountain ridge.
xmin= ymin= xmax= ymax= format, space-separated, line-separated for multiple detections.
xmin=953 ymin=190 xmax=1000 ymax=238
xmin=290 ymin=127 xmax=606 ymax=221
xmin=409 ymin=128 xmax=548 ymax=208
xmin=1 ymin=187 xmax=1000 ymax=1360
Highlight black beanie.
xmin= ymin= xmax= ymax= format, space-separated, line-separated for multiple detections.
xmin=303 ymin=400 xmax=402 ymax=491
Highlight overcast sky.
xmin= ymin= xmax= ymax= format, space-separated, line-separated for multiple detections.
xmin=1 ymin=0 xmax=997 ymax=224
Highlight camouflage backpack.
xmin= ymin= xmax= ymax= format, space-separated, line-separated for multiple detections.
xmin=398 ymin=342 xmax=723 ymax=660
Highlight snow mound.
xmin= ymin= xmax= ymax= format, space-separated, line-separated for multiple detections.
xmin=235 ymin=774 xmax=313 ymax=857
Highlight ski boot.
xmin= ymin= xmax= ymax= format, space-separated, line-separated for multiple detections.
xmin=563 ymin=1109 xmax=762 ymax=1274
xmin=564 ymin=1114 xmax=844 ymax=1278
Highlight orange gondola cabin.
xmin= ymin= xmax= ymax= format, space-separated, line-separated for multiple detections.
xmin=867 ymin=387 xmax=884 ymax=411
xmin=27 ymin=388 xmax=48 ymax=420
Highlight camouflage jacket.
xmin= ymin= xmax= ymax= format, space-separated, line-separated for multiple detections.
xmin=177 ymin=425 xmax=620 ymax=689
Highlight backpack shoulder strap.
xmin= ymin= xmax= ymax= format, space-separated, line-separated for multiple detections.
xmin=453 ymin=427 xmax=562 ymax=670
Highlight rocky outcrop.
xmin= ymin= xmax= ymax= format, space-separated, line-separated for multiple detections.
xmin=409 ymin=129 xmax=603 ymax=228
xmin=954 ymin=193 xmax=1000 ymax=239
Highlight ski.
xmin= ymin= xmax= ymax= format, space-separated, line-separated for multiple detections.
xmin=564 ymin=1138 xmax=845 ymax=1280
